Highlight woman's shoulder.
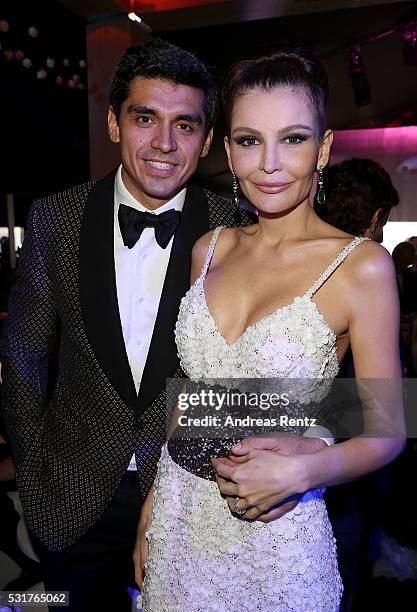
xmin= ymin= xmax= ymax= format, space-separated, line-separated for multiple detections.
xmin=344 ymin=239 xmax=396 ymax=288
xmin=192 ymin=226 xmax=243 ymax=260
xmin=190 ymin=227 xmax=242 ymax=282
xmin=315 ymin=219 xmax=393 ymax=281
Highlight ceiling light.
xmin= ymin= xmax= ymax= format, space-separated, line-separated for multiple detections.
xmin=401 ymin=21 xmax=417 ymax=66
xmin=348 ymin=46 xmax=371 ymax=107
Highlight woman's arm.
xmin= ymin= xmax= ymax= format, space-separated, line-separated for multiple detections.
xmin=299 ymin=241 xmax=405 ymax=489
xmin=212 ymin=241 xmax=405 ymax=520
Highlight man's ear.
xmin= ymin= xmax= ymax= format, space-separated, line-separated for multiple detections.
xmin=370 ymin=208 xmax=383 ymax=232
xmin=317 ymin=129 xmax=333 ymax=171
xmin=108 ymin=106 xmax=120 ymax=144
xmin=200 ymin=128 xmax=214 ymax=158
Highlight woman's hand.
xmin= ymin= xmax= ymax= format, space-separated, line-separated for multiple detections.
xmin=210 ymin=435 xmax=326 ymax=522
xmin=133 ymin=485 xmax=154 ymax=590
xmin=211 ymin=448 xmax=310 ymax=521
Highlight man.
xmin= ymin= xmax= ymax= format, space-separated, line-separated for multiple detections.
xmin=1 ymin=38 xmax=326 ymax=611
xmin=0 ymin=38 xmax=254 ymax=611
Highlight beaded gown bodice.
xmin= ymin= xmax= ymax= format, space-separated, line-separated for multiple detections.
xmin=176 ymin=227 xmax=367 ymax=381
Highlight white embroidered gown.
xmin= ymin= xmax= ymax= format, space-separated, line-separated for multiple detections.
xmin=142 ymin=227 xmax=368 ymax=612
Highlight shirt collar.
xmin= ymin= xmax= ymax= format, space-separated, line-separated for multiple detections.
xmin=114 ymin=164 xmax=186 ymax=217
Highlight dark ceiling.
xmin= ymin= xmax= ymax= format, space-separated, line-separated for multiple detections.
xmin=57 ymin=0 xmax=416 ymax=33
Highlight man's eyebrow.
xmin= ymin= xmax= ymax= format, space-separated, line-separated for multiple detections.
xmin=232 ymin=124 xmax=313 ymax=135
xmin=175 ymin=113 xmax=203 ymax=125
xmin=127 ymin=105 xmax=157 ymax=115
xmin=126 ymin=106 xmax=203 ymax=125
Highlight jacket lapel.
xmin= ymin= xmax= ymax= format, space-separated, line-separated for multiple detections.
xmin=79 ymin=169 xmax=137 ymax=408
xmin=137 ymin=183 xmax=210 ymax=409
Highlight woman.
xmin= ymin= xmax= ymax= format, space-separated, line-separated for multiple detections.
xmin=137 ymin=48 xmax=404 ymax=611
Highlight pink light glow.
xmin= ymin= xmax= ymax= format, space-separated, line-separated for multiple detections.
xmin=332 ymin=126 xmax=417 ymax=159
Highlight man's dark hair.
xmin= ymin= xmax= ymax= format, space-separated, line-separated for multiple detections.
xmin=109 ymin=38 xmax=218 ymax=135
xmin=315 ymin=158 xmax=399 ymax=234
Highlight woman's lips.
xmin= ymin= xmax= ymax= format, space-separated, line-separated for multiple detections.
xmin=253 ymin=182 xmax=292 ymax=194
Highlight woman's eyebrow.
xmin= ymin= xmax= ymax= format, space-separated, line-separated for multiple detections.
xmin=232 ymin=123 xmax=313 ymax=136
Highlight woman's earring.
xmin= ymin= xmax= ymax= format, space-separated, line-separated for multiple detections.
xmin=316 ymin=166 xmax=326 ymax=206
xmin=232 ymin=171 xmax=239 ymax=207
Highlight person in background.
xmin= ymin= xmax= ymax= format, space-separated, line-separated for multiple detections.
xmin=392 ymin=241 xmax=417 ymax=377
xmin=0 ymin=416 xmax=41 ymax=591
xmin=407 ymin=236 xmax=417 ymax=251
xmin=392 ymin=241 xmax=417 ymax=312
xmin=314 ymin=157 xmax=399 ymax=244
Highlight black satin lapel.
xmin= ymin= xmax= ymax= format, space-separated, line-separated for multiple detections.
xmin=138 ymin=184 xmax=210 ymax=409
xmin=79 ymin=169 xmax=137 ymax=408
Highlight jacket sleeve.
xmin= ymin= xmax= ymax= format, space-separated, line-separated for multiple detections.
xmin=0 ymin=199 xmax=58 ymax=466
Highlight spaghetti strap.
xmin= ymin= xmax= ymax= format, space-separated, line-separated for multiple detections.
xmin=304 ymin=236 xmax=370 ymax=298
xmin=200 ymin=226 xmax=224 ymax=279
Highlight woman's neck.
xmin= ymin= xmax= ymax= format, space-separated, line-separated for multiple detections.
xmin=254 ymin=199 xmax=318 ymax=246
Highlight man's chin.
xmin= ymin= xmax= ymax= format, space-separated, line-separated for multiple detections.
xmin=143 ymin=180 xmax=185 ymax=200
xmin=145 ymin=188 xmax=179 ymax=202
xmin=138 ymin=182 xmax=185 ymax=209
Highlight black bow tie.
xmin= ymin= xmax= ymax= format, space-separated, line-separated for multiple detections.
xmin=118 ymin=204 xmax=182 ymax=249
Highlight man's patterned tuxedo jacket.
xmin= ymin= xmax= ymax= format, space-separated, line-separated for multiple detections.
xmin=0 ymin=169 xmax=255 ymax=550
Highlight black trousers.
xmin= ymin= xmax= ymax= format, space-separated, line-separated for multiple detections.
xmin=326 ymin=482 xmax=372 ymax=612
xmin=34 ymin=471 xmax=142 ymax=612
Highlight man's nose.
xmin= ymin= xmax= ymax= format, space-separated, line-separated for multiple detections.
xmin=151 ymin=124 xmax=178 ymax=153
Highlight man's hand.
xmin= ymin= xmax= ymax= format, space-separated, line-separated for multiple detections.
xmin=0 ymin=456 xmax=16 ymax=481
xmin=0 ymin=437 xmax=15 ymax=481
xmin=211 ymin=435 xmax=326 ymax=522
xmin=133 ymin=486 xmax=154 ymax=590
xmin=133 ymin=521 xmax=148 ymax=591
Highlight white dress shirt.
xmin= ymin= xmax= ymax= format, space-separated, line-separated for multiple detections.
xmin=114 ymin=165 xmax=186 ymax=469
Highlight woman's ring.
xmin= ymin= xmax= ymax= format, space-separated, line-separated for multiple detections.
xmin=233 ymin=497 xmax=246 ymax=515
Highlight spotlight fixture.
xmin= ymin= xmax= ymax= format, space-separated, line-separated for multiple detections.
xmin=128 ymin=0 xmax=151 ymax=31
xmin=128 ymin=12 xmax=142 ymax=23
xmin=401 ymin=21 xmax=417 ymax=66
xmin=348 ymin=46 xmax=371 ymax=107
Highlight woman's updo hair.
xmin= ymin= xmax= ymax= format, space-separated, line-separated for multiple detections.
xmin=222 ymin=46 xmax=329 ymax=138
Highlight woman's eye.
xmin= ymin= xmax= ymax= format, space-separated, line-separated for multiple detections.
xmin=283 ymin=134 xmax=307 ymax=144
xmin=236 ymin=136 xmax=259 ymax=146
